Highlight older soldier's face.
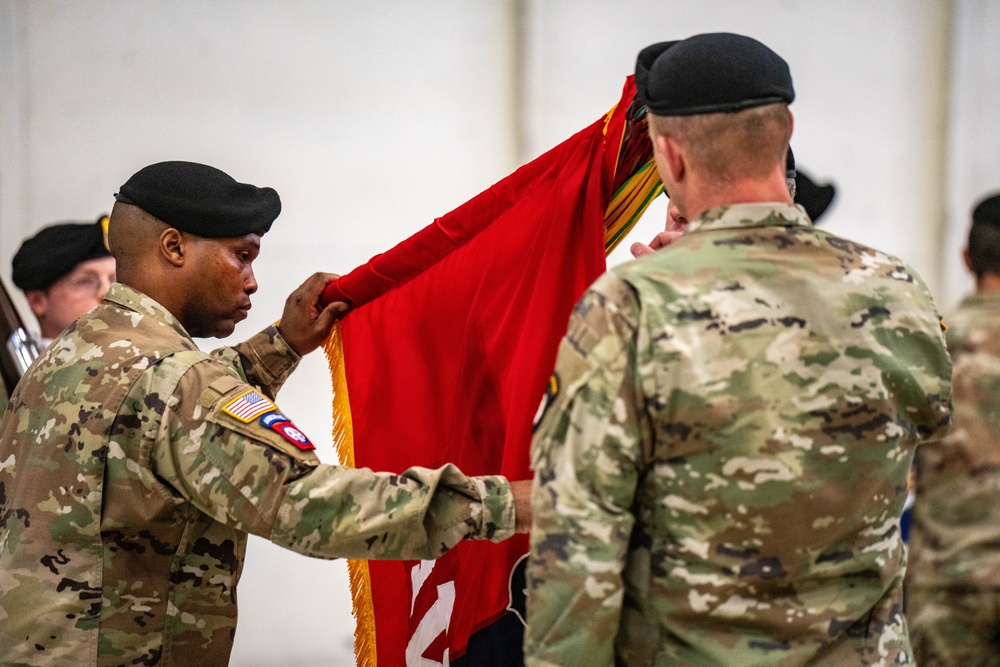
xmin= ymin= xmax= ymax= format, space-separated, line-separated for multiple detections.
xmin=183 ymin=233 xmax=260 ymax=338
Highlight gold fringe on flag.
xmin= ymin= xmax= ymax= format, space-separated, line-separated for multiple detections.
xmin=325 ymin=323 xmax=378 ymax=667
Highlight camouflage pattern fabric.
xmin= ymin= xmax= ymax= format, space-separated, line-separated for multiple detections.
xmin=906 ymin=587 xmax=1000 ymax=667
xmin=907 ymin=291 xmax=1000 ymax=665
xmin=0 ymin=283 xmax=515 ymax=666
xmin=525 ymin=203 xmax=952 ymax=666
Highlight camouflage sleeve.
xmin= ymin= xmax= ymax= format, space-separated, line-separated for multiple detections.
xmin=151 ymin=357 xmax=516 ymax=560
xmin=209 ymin=324 xmax=301 ymax=399
xmin=524 ymin=273 xmax=647 ymax=667
xmin=270 ymin=463 xmax=516 ymax=560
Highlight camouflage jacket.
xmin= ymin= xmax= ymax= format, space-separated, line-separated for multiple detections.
xmin=0 ymin=283 xmax=515 ymax=666
xmin=525 ymin=204 xmax=952 ymax=666
xmin=908 ymin=290 xmax=1000 ymax=589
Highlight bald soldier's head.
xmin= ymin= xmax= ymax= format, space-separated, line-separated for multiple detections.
xmin=108 ymin=161 xmax=280 ymax=338
xmin=106 ymin=202 xmax=169 ymax=280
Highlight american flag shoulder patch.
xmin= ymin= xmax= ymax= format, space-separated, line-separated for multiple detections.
xmin=222 ymin=389 xmax=276 ymax=423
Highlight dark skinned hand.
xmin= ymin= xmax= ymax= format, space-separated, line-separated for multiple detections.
xmin=277 ymin=272 xmax=349 ymax=356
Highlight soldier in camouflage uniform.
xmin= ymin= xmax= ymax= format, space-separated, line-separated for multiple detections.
xmin=0 ymin=161 xmax=530 ymax=666
xmin=524 ymin=34 xmax=952 ymax=666
xmin=907 ymin=193 xmax=1000 ymax=666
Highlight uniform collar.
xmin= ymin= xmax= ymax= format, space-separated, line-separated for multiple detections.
xmin=959 ymin=290 xmax=1000 ymax=308
xmin=103 ymin=283 xmax=193 ymax=341
xmin=685 ymin=202 xmax=813 ymax=234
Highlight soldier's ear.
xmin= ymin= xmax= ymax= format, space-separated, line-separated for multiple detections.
xmin=25 ymin=290 xmax=49 ymax=319
xmin=661 ymin=135 xmax=686 ymax=184
xmin=160 ymin=228 xmax=186 ymax=267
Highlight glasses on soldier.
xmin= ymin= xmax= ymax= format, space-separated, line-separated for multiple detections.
xmin=60 ymin=271 xmax=114 ymax=295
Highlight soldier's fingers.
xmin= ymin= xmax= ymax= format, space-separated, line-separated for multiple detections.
xmin=318 ymin=300 xmax=349 ymax=327
xmin=309 ymin=272 xmax=340 ymax=289
xmin=299 ymin=272 xmax=338 ymax=299
xmin=630 ymin=242 xmax=655 ymax=258
xmin=649 ymin=231 xmax=683 ymax=250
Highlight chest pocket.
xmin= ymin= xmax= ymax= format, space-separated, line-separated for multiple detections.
xmin=201 ymin=374 xmax=321 ymax=466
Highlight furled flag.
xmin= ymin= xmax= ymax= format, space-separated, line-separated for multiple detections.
xmin=322 ymin=76 xmax=661 ymax=667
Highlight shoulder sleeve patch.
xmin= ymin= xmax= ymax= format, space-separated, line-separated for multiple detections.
xmin=257 ymin=411 xmax=314 ymax=451
xmin=205 ymin=382 xmax=320 ymax=464
xmin=221 ymin=389 xmax=276 ymax=423
xmin=532 ymin=372 xmax=560 ymax=433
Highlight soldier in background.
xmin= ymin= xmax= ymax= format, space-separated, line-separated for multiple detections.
xmin=11 ymin=216 xmax=117 ymax=346
xmin=0 ymin=218 xmax=114 ymax=412
xmin=524 ymin=33 xmax=951 ymax=666
xmin=0 ymin=160 xmax=531 ymax=666
xmin=907 ymin=192 xmax=1000 ymax=666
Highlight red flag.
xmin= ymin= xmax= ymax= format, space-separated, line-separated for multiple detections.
xmin=322 ymin=76 xmax=659 ymax=666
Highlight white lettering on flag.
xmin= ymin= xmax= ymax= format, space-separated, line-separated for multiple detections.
xmin=407 ymin=560 xmax=455 ymax=667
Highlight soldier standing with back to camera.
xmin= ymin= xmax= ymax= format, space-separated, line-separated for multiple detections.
xmin=0 ymin=161 xmax=531 ymax=666
xmin=524 ymin=33 xmax=952 ymax=666
xmin=907 ymin=192 xmax=1000 ymax=666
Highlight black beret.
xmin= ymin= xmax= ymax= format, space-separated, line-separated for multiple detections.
xmin=636 ymin=33 xmax=794 ymax=116
xmin=635 ymin=41 xmax=680 ymax=107
xmin=12 ymin=216 xmax=112 ymax=291
xmin=795 ymin=170 xmax=836 ymax=223
xmin=972 ymin=193 xmax=1000 ymax=227
xmin=115 ymin=161 xmax=280 ymax=238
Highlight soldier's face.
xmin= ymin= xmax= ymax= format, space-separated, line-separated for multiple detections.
xmin=182 ymin=233 xmax=260 ymax=338
xmin=29 ymin=256 xmax=117 ymax=339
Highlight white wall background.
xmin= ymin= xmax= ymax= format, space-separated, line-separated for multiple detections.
xmin=1 ymin=1 xmax=998 ymax=664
